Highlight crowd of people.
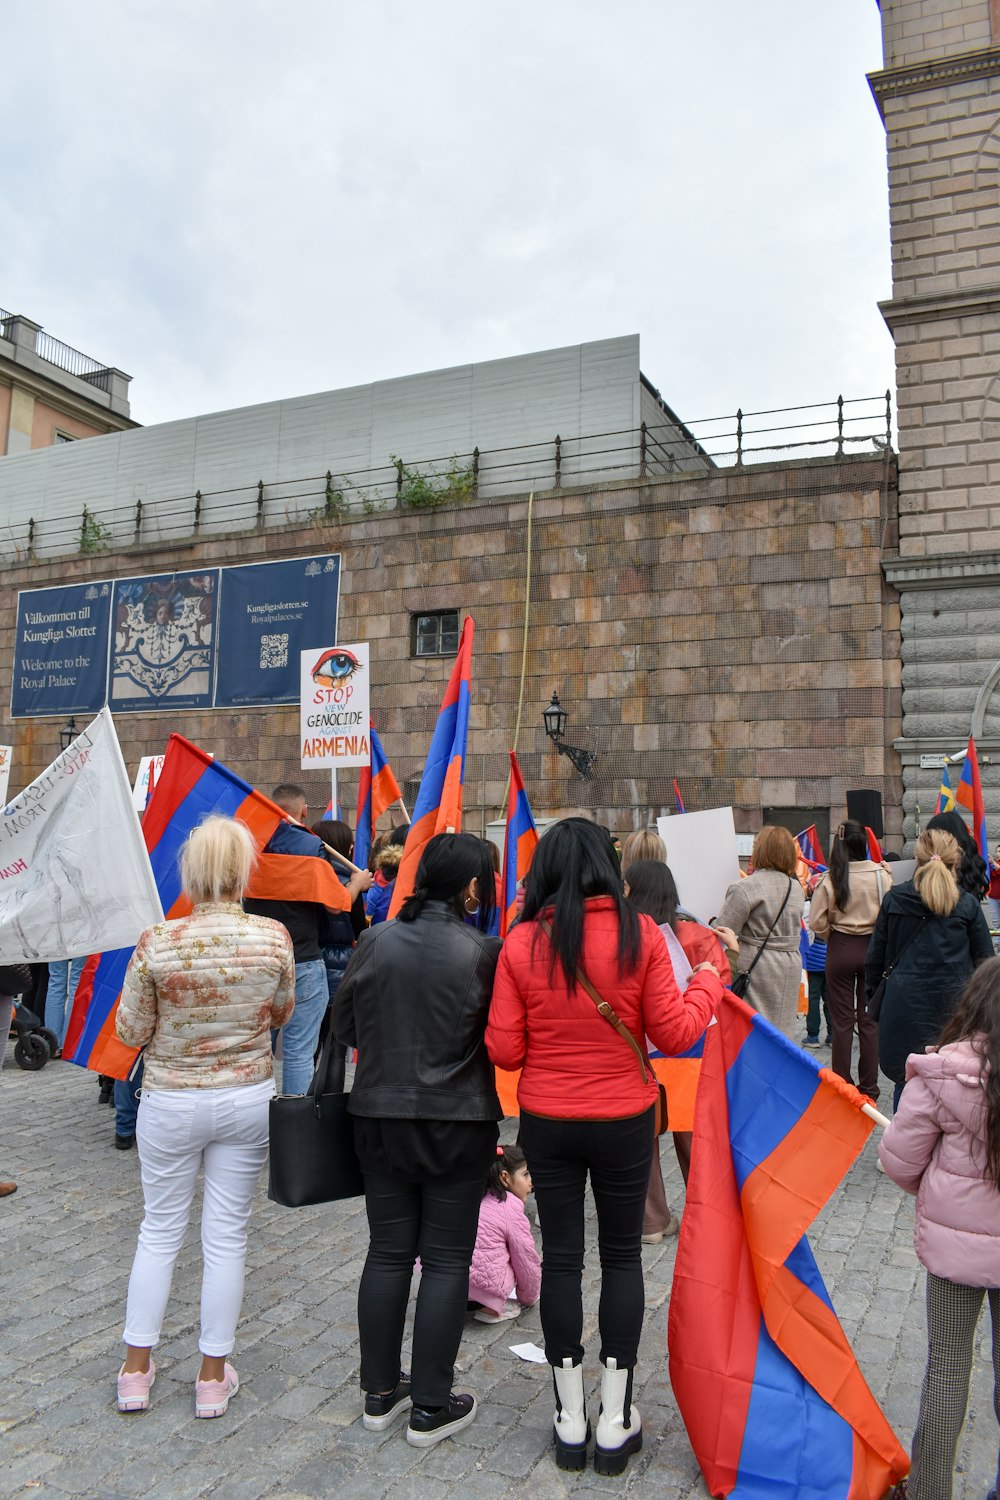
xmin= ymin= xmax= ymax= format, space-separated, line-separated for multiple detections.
xmin=2 ymin=796 xmax=999 ymax=1498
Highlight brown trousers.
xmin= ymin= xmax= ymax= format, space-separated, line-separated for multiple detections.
xmin=825 ymin=928 xmax=879 ymax=1100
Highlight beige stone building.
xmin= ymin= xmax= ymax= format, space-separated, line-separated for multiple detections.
xmin=873 ymin=0 xmax=1000 ymax=836
xmin=0 ymin=308 xmax=135 ymax=457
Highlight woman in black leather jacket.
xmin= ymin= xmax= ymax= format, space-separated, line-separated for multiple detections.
xmin=334 ymin=832 xmax=502 ymax=1449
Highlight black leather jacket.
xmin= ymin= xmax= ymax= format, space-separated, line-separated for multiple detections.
xmin=334 ymin=900 xmax=502 ymax=1121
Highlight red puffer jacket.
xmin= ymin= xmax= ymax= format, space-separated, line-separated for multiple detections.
xmin=486 ymin=897 xmax=723 ymax=1120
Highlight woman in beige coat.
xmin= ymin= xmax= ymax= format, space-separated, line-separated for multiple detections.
xmin=716 ymin=826 xmax=804 ymax=1036
xmin=808 ymin=819 xmax=892 ymax=1100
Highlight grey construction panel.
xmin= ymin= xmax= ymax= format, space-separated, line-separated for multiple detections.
xmin=0 ymin=334 xmax=654 ymax=558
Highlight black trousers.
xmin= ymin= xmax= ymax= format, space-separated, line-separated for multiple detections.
xmin=358 ymin=1168 xmax=484 ymax=1408
xmin=519 ymin=1108 xmax=654 ymax=1368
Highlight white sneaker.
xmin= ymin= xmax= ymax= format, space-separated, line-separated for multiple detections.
xmin=473 ymin=1303 xmax=520 ymax=1324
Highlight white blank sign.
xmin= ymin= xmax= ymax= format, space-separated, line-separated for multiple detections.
xmin=656 ymin=807 xmax=742 ymax=926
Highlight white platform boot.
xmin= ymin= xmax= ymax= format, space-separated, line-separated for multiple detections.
xmin=552 ymin=1358 xmax=590 ymax=1470
xmin=594 ymin=1357 xmax=642 ymax=1476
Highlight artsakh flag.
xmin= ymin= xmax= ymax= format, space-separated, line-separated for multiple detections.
xmin=355 ymin=726 xmax=403 ymax=869
xmin=955 ymin=734 xmax=989 ymax=864
xmin=64 ymin=734 xmax=348 ymax=1080
xmin=668 ymin=993 xmax=908 ymax=1499
xmin=865 ymin=826 xmax=883 ymax=863
xmin=934 ymin=763 xmax=955 ymax=815
xmin=501 ymin=751 xmax=538 ymax=938
xmin=389 ymin=617 xmax=474 ymax=918
xmin=794 ymin=824 xmax=827 ymax=873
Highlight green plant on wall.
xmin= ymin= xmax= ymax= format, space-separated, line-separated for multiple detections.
xmin=392 ymin=455 xmax=475 ymax=509
xmin=80 ymin=506 xmax=112 ymax=554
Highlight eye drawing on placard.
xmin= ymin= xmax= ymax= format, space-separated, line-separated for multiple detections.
xmin=311 ymin=647 xmax=360 ymax=688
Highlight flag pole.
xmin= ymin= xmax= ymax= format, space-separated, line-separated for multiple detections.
xmin=860 ymin=1101 xmax=891 ymax=1130
xmin=394 ymin=795 xmax=410 ymax=823
xmin=324 ymin=843 xmax=362 ymax=874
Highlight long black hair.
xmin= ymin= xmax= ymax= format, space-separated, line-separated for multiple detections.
xmin=926 ymin=810 xmax=990 ymax=899
xmin=829 ymin=818 xmax=868 ymax=912
xmin=624 ymin=859 xmax=679 ymax=932
xmin=520 ymin=817 xmax=641 ymax=986
xmin=397 ymin=832 xmax=497 ymax=933
xmin=937 ymin=955 xmax=1000 ymax=1192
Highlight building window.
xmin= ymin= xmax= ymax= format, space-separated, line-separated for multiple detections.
xmin=411 ymin=609 xmax=460 ymax=658
xmin=54 ymin=430 xmax=75 ymax=444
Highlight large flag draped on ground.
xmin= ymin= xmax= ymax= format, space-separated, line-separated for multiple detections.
xmin=354 ymin=725 xmax=403 ymax=868
xmin=64 ymin=733 xmax=349 ymax=1079
xmin=668 ymin=993 xmax=908 ymax=1499
xmin=955 ymin=734 xmax=988 ymax=863
xmin=500 ymin=751 xmax=538 ymax=938
xmin=389 ymin=616 xmax=474 ymax=918
xmin=0 ymin=708 xmax=162 ymax=966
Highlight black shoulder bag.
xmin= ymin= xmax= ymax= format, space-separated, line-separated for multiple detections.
xmin=268 ymin=1024 xmax=364 ymax=1208
xmin=729 ymin=877 xmax=793 ymax=1003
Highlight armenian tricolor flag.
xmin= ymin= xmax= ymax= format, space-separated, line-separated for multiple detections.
xmin=389 ymin=617 xmax=474 ymax=918
xmin=673 ymin=778 xmax=686 ymax=814
xmin=64 ymin=734 xmax=348 ymax=1079
xmin=500 ymin=751 xmax=538 ymax=938
xmin=865 ymin=825 xmax=883 ymax=863
xmin=668 ymin=993 xmax=908 ymax=1499
xmin=794 ymin=824 xmax=827 ymax=873
xmin=955 ymin=734 xmax=989 ymax=864
xmin=355 ymin=726 xmax=403 ymax=869
xmin=934 ymin=763 xmax=955 ymax=815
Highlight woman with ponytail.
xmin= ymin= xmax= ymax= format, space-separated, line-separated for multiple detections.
xmin=879 ymin=958 xmax=1000 ymax=1500
xmin=486 ymin=819 xmax=723 ymax=1476
xmin=867 ymin=829 xmax=993 ymax=1110
xmin=809 ymin=819 xmax=893 ymax=1100
xmin=334 ymin=833 xmax=502 ymax=1448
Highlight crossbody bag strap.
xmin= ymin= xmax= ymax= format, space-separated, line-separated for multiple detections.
xmin=538 ymin=916 xmax=650 ymax=1086
xmin=880 ymin=915 xmax=928 ymax=982
xmin=742 ymin=876 xmax=793 ymax=982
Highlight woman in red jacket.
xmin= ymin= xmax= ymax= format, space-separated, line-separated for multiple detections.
xmin=485 ymin=820 xmax=723 ymax=1476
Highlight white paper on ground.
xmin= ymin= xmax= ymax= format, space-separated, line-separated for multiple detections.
xmin=509 ymin=1342 xmax=547 ymax=1363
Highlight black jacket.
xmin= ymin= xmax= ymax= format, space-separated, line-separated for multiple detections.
xmin=866 ymin=879 xmax=993 ymax=1083
xmin=334 ymin=900 xmax=502 ymax=1121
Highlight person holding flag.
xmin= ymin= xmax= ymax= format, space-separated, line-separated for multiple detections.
xmin=926 ymin=809 xmax=989 ymax=900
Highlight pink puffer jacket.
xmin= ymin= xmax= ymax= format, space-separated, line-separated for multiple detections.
xmin=468 ymin=1191 xmax=542 ymax=1315
xmin=879 ymin=1037 xmax=1000 ymax=1289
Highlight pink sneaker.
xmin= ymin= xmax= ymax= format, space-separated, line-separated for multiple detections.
xmin=194 ymin=1363 xmax=239 ymax=1418
xmin=117 ymin=1358 xmax=156 ymax=1412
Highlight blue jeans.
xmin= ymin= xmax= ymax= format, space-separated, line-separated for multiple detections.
xmin=279 ymin=959 xmax=328 ymax=1095
xmin=115 ymin=1057 xmax=144 ymax=1139
xmin=46 ymin=957 xmax=86 ymax=1048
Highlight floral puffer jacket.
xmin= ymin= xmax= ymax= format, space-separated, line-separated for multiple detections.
xmin=116 ymin=902 xmax=295 ymax=1090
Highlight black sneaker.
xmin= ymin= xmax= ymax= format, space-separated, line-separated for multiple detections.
xmin=406 ymin=1392 xmax=477 ymax=1448
xmin=363 ymin=1375 xmax=412 ymax=1432
xmin=114 ymin=1134 xmax=135 ymax=1151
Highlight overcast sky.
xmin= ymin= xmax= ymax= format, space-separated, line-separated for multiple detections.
xmin=3 ymin=2 xmax=894 ymax=433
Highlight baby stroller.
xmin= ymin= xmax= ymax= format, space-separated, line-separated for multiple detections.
xmin=10 ymin=998 xmax=59 ymax=1071
xmin=0 ymin=963 xmax=58 ymax=1071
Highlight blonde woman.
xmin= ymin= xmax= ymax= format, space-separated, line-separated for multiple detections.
xmin=867 ymin=828 xmax=993 ymax=1113
xmin=716 ymin=826 xmax=804 ymax=1036
xmin=620 ymin=829 xmax=666 ymax=875
xmin=114 ymin=816 xmax=295 ymax=1418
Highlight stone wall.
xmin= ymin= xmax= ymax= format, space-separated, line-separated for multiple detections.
xmin=0 ymin=455 xmax=901 ymax=841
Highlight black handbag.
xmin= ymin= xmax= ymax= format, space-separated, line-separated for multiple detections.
xmin=267 ymin=1026 xmax=364 ymax=1208
xmin=729 ymin=878 xmax=793 ymax=1004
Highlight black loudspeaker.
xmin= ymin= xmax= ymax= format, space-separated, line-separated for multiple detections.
xmin=846 ymin=789 xmax=883 ymax=841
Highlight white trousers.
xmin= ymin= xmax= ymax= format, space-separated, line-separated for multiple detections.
xmin=123 ymin=1081 xmax=273 ymax=1356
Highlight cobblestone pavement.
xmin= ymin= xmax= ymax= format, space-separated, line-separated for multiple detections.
xmin=2 ymin=1046 xmax=998 ymax=1500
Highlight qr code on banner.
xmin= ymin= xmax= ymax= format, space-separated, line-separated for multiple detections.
xmin=259 ymin=633 xmax=288 ymax=670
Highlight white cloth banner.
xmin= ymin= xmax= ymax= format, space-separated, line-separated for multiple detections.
xmin=0 ymin=708 xmax=163 ymax=963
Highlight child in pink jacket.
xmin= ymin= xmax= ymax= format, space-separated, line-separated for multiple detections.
xmin=879 ymin=956 xmax=1000 ymax=1500
xmin=468 ymin=1145 xmax=541 ymax=1325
